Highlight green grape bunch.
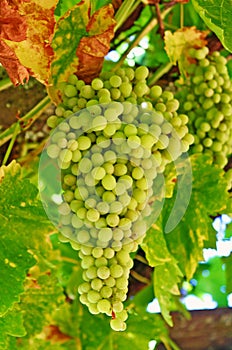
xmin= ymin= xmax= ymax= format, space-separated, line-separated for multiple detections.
xmin=40 ymin=65 xmax=194 ymax=331
xmin=174 ymin=46 xmax=232 ymax=168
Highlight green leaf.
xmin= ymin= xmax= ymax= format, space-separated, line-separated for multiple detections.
xmin=0 ymin=235 xmax=35 ymax=316
xmin=20 ymin=272 xmax=65 ymax=337
xmin=141 ymin=223 xmax=182 ymax=326
xmin=55 ymin=0 xmax=82 ymax=17
xmin=0 ymin=309 xmax=25 ymax=350
xmin=0 ymin=161 xmax=55 ymax=316
xmin=192 ymin=0 xmax=232 ymax=52
xmin=165 ymin=154 xmax=229 ymax=280
xmin=53 ymin=297 xmax=176 ymax=350
xmin=51 ymin=0 xmax=89 ymax=86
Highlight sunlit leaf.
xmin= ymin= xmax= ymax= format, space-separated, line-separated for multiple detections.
xmin=49 ymin=1 xmax=115 ymax=103
xmin=164 ymin=27 xmax=208 ymax=76
xmin=0 ymin=0 xmax=27 ymax=41
xmin=76 ymin=4 xmax=116 ymax=83
xmin=141 ymin=223 xmax=183 ymax=326
xmin=0 ymin=309 xmax=26 ymax=350
xmin=0 ymin=40 xmax=30 ymax=85
xmin=165 ymin=154 xmax=229 ymax=280
xmin=1 ymin=0 xmax=58 ymax=85
xmin=192 ymin=0 xmax=232 ymax=52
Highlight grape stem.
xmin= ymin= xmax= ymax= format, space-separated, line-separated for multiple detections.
xmin=1 ymin=122 xmax=20 ymax=166
xmin=130 ymin=270 xmax=150 ymax=285
xmin=160 ymin=335 xmax=181 ymax=350
xmin=112 ymin=6 xmax=173 ymax=72
xmin=134 ymin=254 xmax=148 ymax=265
xmin=180 ymin=3 xmax=184 ymax=29
xmin=114 ymin=0 xmax=142 ymax=33
xmin=154 ymin=0 xmax=164 ymax=38
xmin=148 ymin=62 xmax=173 ymax=85
xmin=0 ymin=96 xmax=51 ymax=147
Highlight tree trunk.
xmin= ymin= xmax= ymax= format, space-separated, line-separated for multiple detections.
xmin=157 ymin=308 xmax=232 ymax=350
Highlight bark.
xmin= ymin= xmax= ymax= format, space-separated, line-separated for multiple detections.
xmin=157 ymin=308 xmax=232 ymax=350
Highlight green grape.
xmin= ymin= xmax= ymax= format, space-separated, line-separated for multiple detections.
xmin=95 ymin=257 xmax=108 ymax=267
xmin=47 ymin=144 xmax=60 ymax=159
xmin=91 ymin=278 xmax=103 ymax=291
xmin=102 ymin=174 xmax=117 ymax=190
xmin=96 ymin=201 xmax=110 ymax=215
xmin=110 ymin=201 xmax=123 ymax=214
xmin=97 ymin=266 xmax=110 ymax=279
xmin=105 ymin=276 xmax=116 ymax=287
xmin=110 ymin=264 xmax=124 ymax=278
xmin=77 ymin=230 xmax=91 ymax=244
xmin=86 ymin=208 xmax=100 ymax=222
xmin=134 ymin=81 xmax=149 ymax=97
xmin=135 ymin=66 xmax=149 ymax=80
xmin=91 ymin=78 xmax=104 ymax=90
xmin=106 ymin=213 xmax=120 ymax=227
xmin=131 ymin=166 xmax=144 ymax=180
xmin=98 ymin=227 xmax=113 ymax=242
xmin=77 ymin=135 xmax=92 ymax=150
xmin=87 ymin=290 xmax=101 ymax=303
xmin=64 ymin=84 xmax=77 ymax=97
xmin=79 ymin=158 xmax=92 ymax=173
xmin=81 ymin=256 xmax=95 ymax=269
xmin=97 ymin=299 xmax=111 ymax=313
xmin=91 ymin=166 xmax=106 ymax=181
xmin=104 ymin=247 xmax=115 ymax=259
xmin=92 ymin=247 xmax=104 ymax=258
xmin=86 ymin=266 xmax=98 ymax=279
xmin=110 ymin=318 xmax=126 ymax=332
xmin=109 ymin=75 xmax=122 ymax=88
xmin=102 ymin=191 xmax=116 ymax=203
xmin=91 ymin=115 xmax=107 ymax=131
xmin=80 ymin=85 xmax=95 ymax=99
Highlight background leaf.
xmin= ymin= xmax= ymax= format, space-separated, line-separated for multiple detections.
xmin=192 ymin=0 xmax=232 ymax=52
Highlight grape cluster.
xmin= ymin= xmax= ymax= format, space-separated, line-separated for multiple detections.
xmin=175 ymin=47 xmax=232 ymax=168
xmin=46 ymin=65 xmax=193 ymax=331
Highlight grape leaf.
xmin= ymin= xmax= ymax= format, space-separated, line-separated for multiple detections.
xmin=0 ymin=0 xmax=27 ymax=41
xmin=1 ymin=0 xmax=58 ymax=85
xmin=0 ymin=161 xmax=54 ymax=315
xmin=165 ymin=154 xmax=230 ymax=280
xmin=141 ymin=224 xmax=183 ymax=326
xmin=0 ymin=0 xmax=29 ymax=84
xmin=52 ymin=297 xmax=175 ymax=350
xmin=164 ymin=27 xmax=208 ymax=76
xmin=76 ymin=4 xmax=116 ymax=83
xmin=20 ymin=273 xmax=65 ymax=337
xmin=192 ymin=0 xmax=232 ymax=52
xmin=49 ymin=1 xmax=115 ymax=103
xmin=0 ymin=309 xmax=25 ymax=350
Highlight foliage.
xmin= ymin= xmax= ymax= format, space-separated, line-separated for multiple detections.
xmin=0 ymin=0 xmax=231 ymax=349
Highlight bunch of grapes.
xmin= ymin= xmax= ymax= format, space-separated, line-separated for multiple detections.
xmin=45 ymin=65 xmax=193 ymax=331
xmin=174 ymin=47 xmax=232 ymax=168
